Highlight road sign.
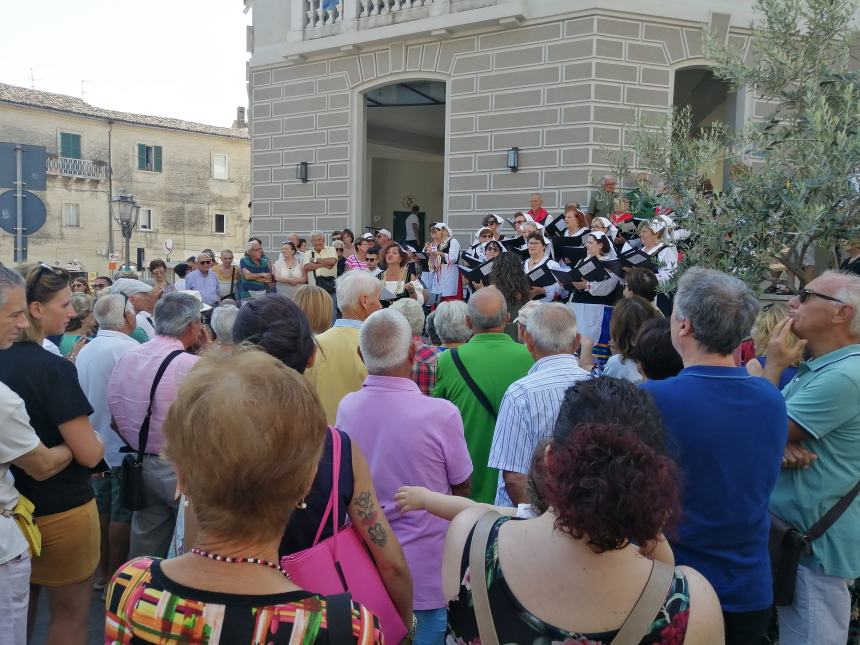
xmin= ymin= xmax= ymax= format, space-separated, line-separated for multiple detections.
xmin=0 ymin=143 xmax=46 ymax=191
xmin=0 ymin=189 xmax=47 ymax=235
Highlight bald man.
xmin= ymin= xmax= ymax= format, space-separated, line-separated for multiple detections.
xmin=432 ymin=286 xmax=534 ymax=503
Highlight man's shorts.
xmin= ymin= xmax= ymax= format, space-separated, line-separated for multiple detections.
xmin=92 ymin=466 xmax=133 ymax=523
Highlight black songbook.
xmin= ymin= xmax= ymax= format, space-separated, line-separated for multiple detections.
xmin=458 ymin=259 xmax=495 ymax=286
xmin=551 ymin=267 xmax=581 ymax=288
xmin=461 ymin=252 xmax=482 ymax=268
xmin=552 ymin=236 xmax=588 ymax=263
xmin=618 ymin=248 xmax=658 ymax=273
xmin=544 ymin=212 xmax=566 ymax=238
xmin=526 ymin=264 xmax=559 ymax=288
xmin=501 ymin=237 xmax=529 ymax=260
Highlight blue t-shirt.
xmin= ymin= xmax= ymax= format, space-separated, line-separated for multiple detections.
xmin=641 ymin=366 xmax=787 ymax=612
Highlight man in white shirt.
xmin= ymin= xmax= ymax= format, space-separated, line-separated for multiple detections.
xmin=404 ymin=206 xmax=420 ymax=245
xmin=110 ymin=278 xmax=161 ymax=341
xmin=0 ymin=266 xmax=74 ymax=645
xmin=487 ymin=303 xmax=589 ymax=506
xmin=75 ymin=293 xmax=139 ymax=587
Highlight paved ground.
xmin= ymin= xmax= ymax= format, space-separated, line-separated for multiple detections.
xmin=31 ymin=587 xmax=105 ymax=645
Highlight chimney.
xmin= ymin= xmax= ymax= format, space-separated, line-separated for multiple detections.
xmin=233 ymin=106 xmax=247 ymax=129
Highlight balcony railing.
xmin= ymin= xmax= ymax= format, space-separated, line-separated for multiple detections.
xmin=302 ymin=0 xmax=498 ymax=33
xmin=46 ymin=156 xmax=108 ymax=180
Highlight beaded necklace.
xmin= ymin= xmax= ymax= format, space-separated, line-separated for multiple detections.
xmin=189 ymin=547 xmax=291 ymax=579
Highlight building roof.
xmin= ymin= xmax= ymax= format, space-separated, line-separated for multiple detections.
xmin=0 ymin=82 xmax=249 ymax=140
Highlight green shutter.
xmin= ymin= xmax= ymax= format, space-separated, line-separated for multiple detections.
xmin=137 ymin=144 xmax=146 ymax=170
xmin=154 ymin=146 xmax=162 ymax=173
xmin=60 ymin=133 xmax=81 ymax=159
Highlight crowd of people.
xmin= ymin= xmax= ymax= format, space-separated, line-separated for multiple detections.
xmin=0 ymin=184 xmax=858 ymax=645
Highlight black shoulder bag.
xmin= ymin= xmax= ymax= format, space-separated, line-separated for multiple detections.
xmin=222 ymin=267 xmax=237 ymax=301
xmin=118 ymin=350 xmax=185 ymax=511
xmin=770 ymin=479 xmax=860 ymax=606
xmin=450 ymin=348 xmax=497 ymax=419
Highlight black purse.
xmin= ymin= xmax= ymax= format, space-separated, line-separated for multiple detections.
xmin=118 ymin=350 xmax=185 ymax=511
xmin=769 ymin=479 xmax=860 ymax=606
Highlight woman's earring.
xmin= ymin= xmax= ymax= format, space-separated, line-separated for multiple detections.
xmin=296 ymin=498 xmax=307 ymax=510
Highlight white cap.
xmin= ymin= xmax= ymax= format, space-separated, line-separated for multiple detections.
xmin=377 ymin=228 xmax=392 ymax=238
xmin=176 ymin=290 xmax=213 ymax=312
xmin=110 ymin=278 xmax=153 ymax=297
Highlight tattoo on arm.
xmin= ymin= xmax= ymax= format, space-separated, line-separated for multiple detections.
xmin=355 ymin=490 xmax=388 ymax=547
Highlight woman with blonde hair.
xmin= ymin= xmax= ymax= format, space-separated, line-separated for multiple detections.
xmin=292 ymin=284 xmax=334 ymax=335
xmin=70 ymin=276 xmax=92 ymax=296
xmin=425 ymin=222 xmax=461 ymax=300
xmin=0 ymin=264 xmax=104 ymax=645
xmin=105 ymin=349 xmax=384 ymax=643
xmin=745 ymin=302 xmax=804 ymax=388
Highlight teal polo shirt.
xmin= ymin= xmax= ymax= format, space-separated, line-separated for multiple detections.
xmin=433 ymin=333 xmax=533 ymax=504
xmin=769 ymin=344 xmax=860 ymax=578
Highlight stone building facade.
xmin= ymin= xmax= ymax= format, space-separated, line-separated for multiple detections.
xmin=246 ymin=0 xmax=764 ymax=248
xmin=0 ymin=83 xmax=250 ymax=274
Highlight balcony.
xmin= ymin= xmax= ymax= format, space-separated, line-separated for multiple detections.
xmin=46 ymin=156 xmax=108 ymax=181
xmin=275 ymin=0 xmax=521 ymax=57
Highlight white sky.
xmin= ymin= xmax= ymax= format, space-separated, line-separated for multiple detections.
xmin=1 ymin=0 xmax=251 ymax=128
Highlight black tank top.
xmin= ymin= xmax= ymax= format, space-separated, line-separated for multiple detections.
xmin=279 ymin=428 xmax=354 ymax=556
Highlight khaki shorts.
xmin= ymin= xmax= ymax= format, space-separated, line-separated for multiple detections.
xmin=31 ymin=499 xmax=99 ymax=587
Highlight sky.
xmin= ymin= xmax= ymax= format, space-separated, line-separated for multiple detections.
xmin=1 ymin=0 xmax=251 ymax=128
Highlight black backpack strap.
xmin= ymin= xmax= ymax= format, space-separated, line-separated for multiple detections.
xmin=136 ymin=349 xmax=185 ymax=461
xmin=451 ymin=348 xmax=497 ymax=419
xmin=325 ymin=592 xmax=353 ymax=644
xmin=807 ymin=479 xmax=860 ymax=541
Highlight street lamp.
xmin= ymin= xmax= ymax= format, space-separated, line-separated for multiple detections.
xmin=110 ymin=192 xmax=140 ymax=271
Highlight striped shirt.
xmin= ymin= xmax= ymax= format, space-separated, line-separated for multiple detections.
xmin=487 ymin=354 xmax=591 ymax=506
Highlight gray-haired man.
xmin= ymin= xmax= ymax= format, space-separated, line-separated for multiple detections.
xmin=108 ymin=292 xmax=207 ymax=557
xmin=76 ymin=294 xmax=139 ymax=584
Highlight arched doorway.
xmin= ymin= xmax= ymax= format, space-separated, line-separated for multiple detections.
xmin=353 ymin=79 xmax=447 ymax=245
xmin=673 ymin=66 xmax=743 ymax=190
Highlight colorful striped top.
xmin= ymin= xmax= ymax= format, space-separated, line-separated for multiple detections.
xmin=105 ymin=557 xmax=383 ymax=644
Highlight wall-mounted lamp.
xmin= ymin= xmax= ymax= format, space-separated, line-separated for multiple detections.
xmin=507 ymin=147 xmax=519 ymax=173
xmin=296 ymin=161 xmax=309 ymax=183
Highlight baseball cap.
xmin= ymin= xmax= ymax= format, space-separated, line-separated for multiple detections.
xmin=110 ymin=278 xmax=153 ymax=297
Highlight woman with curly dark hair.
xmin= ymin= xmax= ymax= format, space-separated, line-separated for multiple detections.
xmin=441 ymin=378 xmax=724 ymax=645
xmin=487 ymin=252 xmax=530 ymax=340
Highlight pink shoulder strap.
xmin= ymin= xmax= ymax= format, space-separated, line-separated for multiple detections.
xmin=311 ymin=427 xmax=342 ymax=547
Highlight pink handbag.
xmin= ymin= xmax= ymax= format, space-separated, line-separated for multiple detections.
xmin=280 ymin=428 xmax=407 ymax=643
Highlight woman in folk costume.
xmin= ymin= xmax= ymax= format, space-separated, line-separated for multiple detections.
xmin=469 ymin=226 xmax=494 ymax=261
xmin=482 ymin=213 xmax=506 ymax=240
xmin=567 ymin=231 xmax=622 ymax=367
xmin=425 ymin=222 xmax=462 ymax=300
xmin=636 ymin=218 xmax=679 ymax=317
xmin=590 ymin=216 xmax=633 ymax=259
xmin=523 ymin=233 xmax=564 ymax=303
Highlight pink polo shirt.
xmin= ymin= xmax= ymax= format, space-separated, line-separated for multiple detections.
xmin=336 ymin=375 xmax=473 ymax=610
xmin=107 ymin=336 xmax=199 ymax=455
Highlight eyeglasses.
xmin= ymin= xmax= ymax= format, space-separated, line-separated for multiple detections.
xmin=198 ymin=260 xmax=213 ymax=265
xmin=798 ymin=288 xmax=844 ymax=305
xmin=26 ymin=263 xmax=64 ymax=302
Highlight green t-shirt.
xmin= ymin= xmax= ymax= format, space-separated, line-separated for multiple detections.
xmin=769 ymin=344 xmax=860 ymax=578
xmin=130 ymin=327 xmax=149 ymax=344
xmin=59 ymin=334 xmax=82 ymax=356
xmin=433 ymin=333 xmax=534 ymax=503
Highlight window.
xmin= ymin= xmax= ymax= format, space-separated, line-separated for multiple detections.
xmin=213 ymin=153 xmax=228 ymax=180
xmin=213 ymin=213 xmax=226 ymax=234
xmin=60 ymin=132 xmax=81 ymax=159
xmin=62 ymin=203 xmax=80 ymax=227
xmin=139 ymin=208 xmax=154 ymax=231
xmin=137 ymin=144 xmax=163 ymax=172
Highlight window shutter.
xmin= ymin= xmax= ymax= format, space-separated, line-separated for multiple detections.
xmin=137 ymin=144 xmax=146 ymax=170
xmin=154 ymin=146 xmax=162 ymax=173
xmin=70 ymin=135 xmax=81 ymax=159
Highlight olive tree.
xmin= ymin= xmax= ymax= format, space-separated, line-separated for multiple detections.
xmin=610 ymin=0 xmax=860 ymax=290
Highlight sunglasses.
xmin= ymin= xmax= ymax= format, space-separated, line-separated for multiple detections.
xmin=798 ymin=288 xmax=844 ymax=305
xmin=26 ymin=263 xmax=64 ymax=302
xmin=198 ymin=260 xmax=213 ymax=265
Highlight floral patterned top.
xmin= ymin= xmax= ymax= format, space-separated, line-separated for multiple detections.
xmin=105 ymin=557 xmax=383 ymax=644
xmin=447 ymin=516 xmax=691 ymax=645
